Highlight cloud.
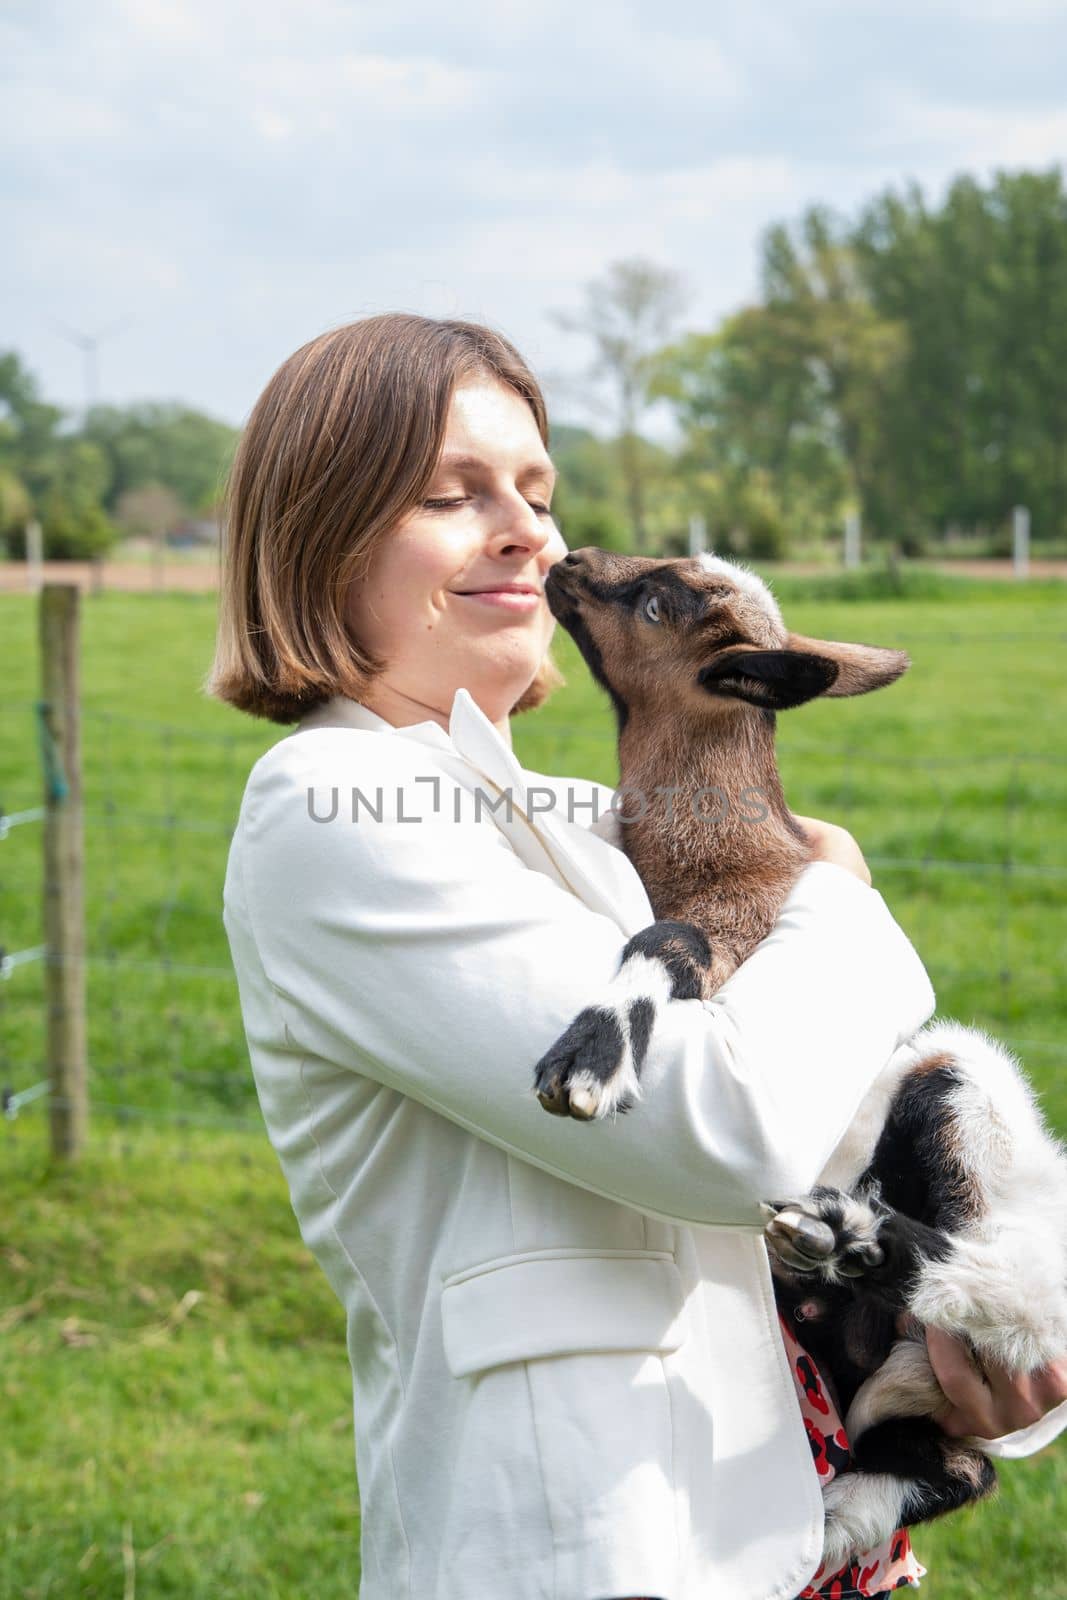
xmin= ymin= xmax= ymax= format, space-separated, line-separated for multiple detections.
xmin=242 ymin=51 xmax=478 ymax=132
xmin=882 ymin=95 xmax=1067 ymax=172
xmin=4 ymin=0 xmax=1067 ymax=428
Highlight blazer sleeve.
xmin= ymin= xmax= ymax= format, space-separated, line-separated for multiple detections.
xmin=232 ymin=730 xmax=937 ymax=1228
xmin=980 ymin=1400 xmax=1067 ymax=1459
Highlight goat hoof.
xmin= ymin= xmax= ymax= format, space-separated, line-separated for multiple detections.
xmin=536 ymin=1085 xmax=570 ymax=1117
xmin=764 ymin=1189 xmax=886 ymax=1282
xmin=532 ymin=1006 xmax=637 ymax=1122
xmin=766 ymin=1210 xmax=837 ymax=1266
xmin=567 ymin=1087 xmax=599 ymax=1120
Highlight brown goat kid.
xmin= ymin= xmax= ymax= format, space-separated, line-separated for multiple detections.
xmin=562 ymin=550 xmax=906 ymax=999
xmin=532 ymin=546 xmax=1067 ymax=1573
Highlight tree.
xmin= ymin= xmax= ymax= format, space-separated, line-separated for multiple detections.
xmin=36 ymin=440 xmax=117 ymax=560
xmin=0 ymin=351 xmax=64 ymax=505
xmin=855 ymin=168 xmax=1067 ymax=541
xmin=760 ymin=208 xmax=909 ymax=542
xmin=0 ymin=465 xmax=32 ymax=543
xmin=115 ymin=482 xmax=185 ymax=540
xmin=0 ymin=351 xmax=119 ymax=558
xmin=653 ymin=310 xmax=849 ymax=550
xmin=553 ymin=258 xmax=690 ymax=552
xmin=548 ymin=423 xmax=630 ymax=551
xmin=0 ymin=354 xmax=242 ymax=559
xmin=83 ymin=401 xmax=238 ymax=515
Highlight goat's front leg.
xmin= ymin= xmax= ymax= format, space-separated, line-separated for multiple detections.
xmin=533 ymin=920 xmax=712 ymax=1120
xmin=764 ymin=1186 xmax=951 ymax=1301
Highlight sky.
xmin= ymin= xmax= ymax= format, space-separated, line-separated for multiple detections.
xmin=5 ymin=0 xmax=1067 ymax=437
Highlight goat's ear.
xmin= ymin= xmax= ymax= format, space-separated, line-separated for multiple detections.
xmin=698 ymin=649 xmax=840 ymax=709
xmin=785 ymin=633 xmax=910 ymax=697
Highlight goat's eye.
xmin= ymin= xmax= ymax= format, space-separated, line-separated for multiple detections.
xmin=643 ymin=594 xmax=661 ymax=624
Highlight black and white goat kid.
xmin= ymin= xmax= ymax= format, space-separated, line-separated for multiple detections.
xmin=532 ymin=546 xmax=1067 ymax=1571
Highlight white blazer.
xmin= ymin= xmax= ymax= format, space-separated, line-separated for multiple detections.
xmin=222 ymin=687 xmax=1055 ymax=1600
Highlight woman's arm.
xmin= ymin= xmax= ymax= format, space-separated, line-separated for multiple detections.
xmin=231 ymin=732 xmax=936 ymax=1228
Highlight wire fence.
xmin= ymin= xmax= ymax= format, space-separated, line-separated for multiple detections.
xmin=2 ymin=629 xmax=1066 ymax=1151
xmin=1 ymin=697 xmax=269 ymax=1138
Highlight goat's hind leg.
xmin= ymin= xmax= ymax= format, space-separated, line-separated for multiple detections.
xmin=819 ymin=1336 xmax=996 ymax=1567
xmin=820 ymin=1411 xmax=996 ymax=1571
xmin=888 ymin=1026 xmax=1067 ymax=1373
xmin=533 ymin=919 xmax=711 ymax=1120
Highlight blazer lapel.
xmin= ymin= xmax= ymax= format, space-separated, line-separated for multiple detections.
xmin=295 ymin=690 xmax=653 ymax=936
xmin=446 ymin=690 xmax=653 ymax=935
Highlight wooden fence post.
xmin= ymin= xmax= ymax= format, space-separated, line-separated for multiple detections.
xmin=39 ymin=584 xmax=88 ymax=1159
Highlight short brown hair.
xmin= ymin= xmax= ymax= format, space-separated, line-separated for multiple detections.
xmin=205 ymin=313 xmax=564 ymax=724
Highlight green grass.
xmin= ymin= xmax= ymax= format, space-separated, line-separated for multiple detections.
xmin=1 ymin=576 xmax=1066 ymax=1596
xmin=2 ymin=1123 xmax=357 ymax=1600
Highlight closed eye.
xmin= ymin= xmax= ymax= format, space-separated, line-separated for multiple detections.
xmin=423 ymin=497 xmax=553 ymax=515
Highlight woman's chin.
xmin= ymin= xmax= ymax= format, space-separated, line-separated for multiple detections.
xmin=448 ymin=661 xmax=539 ymax=717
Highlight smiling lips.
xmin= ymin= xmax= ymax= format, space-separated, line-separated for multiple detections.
xmin=453 ymin=583 xmax=542 ymax=612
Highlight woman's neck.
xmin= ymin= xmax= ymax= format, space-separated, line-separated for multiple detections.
xmin=360 ymin=678 xmax=514 ymax=746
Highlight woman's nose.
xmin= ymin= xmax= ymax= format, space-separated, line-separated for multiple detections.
xmin=490 ymin=498 xmax=556 ymax=554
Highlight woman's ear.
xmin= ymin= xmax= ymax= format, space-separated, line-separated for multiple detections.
xmin=698 ymin=648 xmax=839 ymax=710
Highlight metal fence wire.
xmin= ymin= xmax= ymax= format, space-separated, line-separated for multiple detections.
xmin=1 ymin=669 xmax=1065 ymax=1148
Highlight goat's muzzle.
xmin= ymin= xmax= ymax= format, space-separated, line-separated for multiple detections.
xmin=545 ymin=548 xmax=609 ymax=611
xmin=544 ymin=559 xmax=583 ymax=621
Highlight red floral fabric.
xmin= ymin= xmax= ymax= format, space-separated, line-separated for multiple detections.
xmin=780 ymin=1314 xmax=925 ymax=1597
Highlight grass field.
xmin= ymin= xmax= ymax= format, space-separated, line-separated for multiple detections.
xmin=1 ymin=575 xmax=1065 ymax=1597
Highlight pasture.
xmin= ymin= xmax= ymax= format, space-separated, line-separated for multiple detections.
xmin=1 ymin=577 xmax=1065 ymax=1598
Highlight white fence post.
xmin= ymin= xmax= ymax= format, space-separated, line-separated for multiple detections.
xmin=1012 ymin=505 xmax=1030 ymax=579
xmin=844 ymin=509 xmax=862 ymax=570
xmin=688 ymin=514 xmax=707 ymax=557
xmin=26 ymin=519 xmax=43 ymax=593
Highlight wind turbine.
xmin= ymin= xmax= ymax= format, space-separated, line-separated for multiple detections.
xmin=50 ymin=314 xmax=135 ymax=427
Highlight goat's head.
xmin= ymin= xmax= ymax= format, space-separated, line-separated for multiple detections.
xmin=545 ymin=548 xmax=909 ymax=724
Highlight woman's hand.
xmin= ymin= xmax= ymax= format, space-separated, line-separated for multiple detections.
xmin=926 ymin=1325 xmax=1067 ymax=1438
xmin=793 ymin=815 xmax=872 ymax=886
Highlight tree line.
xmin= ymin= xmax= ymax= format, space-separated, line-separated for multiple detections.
xmin=557 ymin=167 xmax=1067 ymax=560
xmin=0 ymin=355 xmax=237 ymax=559
xmin=4 ymin=166 xmax=1067 ymax=563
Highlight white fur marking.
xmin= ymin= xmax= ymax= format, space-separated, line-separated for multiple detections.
xmin=901 ymin=1022 xmax=1067 ymax=1371
xmin=819 ymin=1042 xmax=919 ymax=1192
xmin=846 ymin=1338 xmax=947 ymax=1442
xmin=820 ymin=1472 xmax=911 ymax=1571
xmin=697 ymin=552 xmax=784 ymax=630
xmin=565 ymin=952 xmax=675 ymax=1120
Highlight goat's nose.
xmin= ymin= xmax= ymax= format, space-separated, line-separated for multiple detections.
xmin=561 ymin=549 xmax=587 ymax=566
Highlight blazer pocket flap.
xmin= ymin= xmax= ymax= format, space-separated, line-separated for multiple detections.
xmin=441 ymin=1251 xmax=687 ymax=1378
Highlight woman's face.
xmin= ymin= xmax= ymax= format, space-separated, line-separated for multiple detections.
xmin=346 ymin=376 xmax=567 ymax=731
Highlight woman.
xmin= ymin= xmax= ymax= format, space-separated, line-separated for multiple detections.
xmin=209 ymin=314 xmax=1066 ymax=1600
